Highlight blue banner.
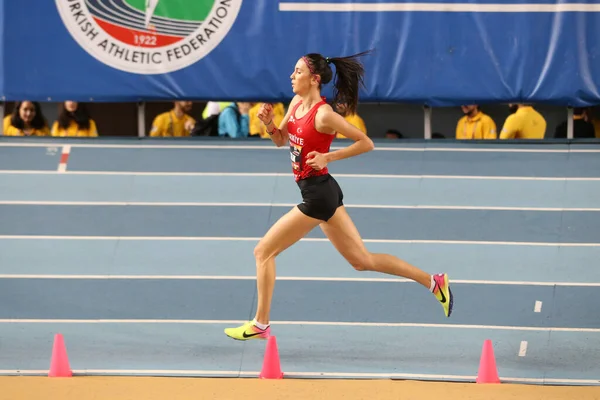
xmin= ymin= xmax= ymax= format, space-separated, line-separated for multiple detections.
xmin=0 ymin=0 xmax=4 ymax=100
xmin=2 ymin=0 xmax=600 ymax=106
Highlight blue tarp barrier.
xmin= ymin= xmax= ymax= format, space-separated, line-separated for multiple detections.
xmin=1 ymin=0 xmax=599 ymax=105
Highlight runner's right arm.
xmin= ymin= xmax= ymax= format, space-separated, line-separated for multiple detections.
xmin=260 ymin=95 xmax=301 ymax=147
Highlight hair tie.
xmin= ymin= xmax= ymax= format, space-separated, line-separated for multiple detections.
xmin=325 ymin=57 xmax=331 ymax=64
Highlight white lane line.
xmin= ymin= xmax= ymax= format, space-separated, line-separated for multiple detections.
xmin=0 ymin=368 xmax=598 ymax=384
xmin=0 ymin=369 xmax=598 ymax=384
xmin=519 ymin=341 xmax=528 ymax=357
xmin=534 ymin=301 xmax=543 ymax=312
xmin=0 ymin=200 xmax=599 ymax=212
xmin=0 ymin=319 xmax=597 ymax=333
xmin=2 ymin=141 xmax=600 ymax=152
xmin=2 ymin=170 xmax=600 ymax=181
xmin=0 ymin=235 xmax=598 ymax=247
xmin=0 ymin=274 xmax=598 ymax=287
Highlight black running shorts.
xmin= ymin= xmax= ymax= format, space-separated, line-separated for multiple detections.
xmin=296 ymin=174 xmax=344 ymax=222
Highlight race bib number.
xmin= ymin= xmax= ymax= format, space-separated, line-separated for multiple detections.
xmin=290 ymin=143 xmax=302 ymax=171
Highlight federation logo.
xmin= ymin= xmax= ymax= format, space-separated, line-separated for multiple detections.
xmin=55 ymin=0 xmax=242 ymax=74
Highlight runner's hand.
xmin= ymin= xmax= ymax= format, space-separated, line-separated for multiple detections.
xmin=306 ymin=151 xmax=328 ymax=170
xmin=257 ymin=103 xmax=274 ymax=125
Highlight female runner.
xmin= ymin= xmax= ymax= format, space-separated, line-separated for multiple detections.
xmin=225 ymin=51 xmax=453 ymax=340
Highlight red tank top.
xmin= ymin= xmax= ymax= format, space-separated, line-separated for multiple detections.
xmin=287 ymin=97 xmax=334 ymax=182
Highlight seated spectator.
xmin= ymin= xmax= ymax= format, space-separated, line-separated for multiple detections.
xmin=218 ymin=102 xmax=250 ymax=138
xmin=554 ymin=108 xmax=595 ymax=139
xmin=582 ymin=107 xmax=600 ymax=138
xmin=334 ymin=101 xmax=367 ymax=139
xmin=385 ymin=129 xmax=403 ymax=139
xmin=203 ymin=101 xmax=232 ymax=119
xmin=455 ymin=105 xmax=496 ymax=140
xmin=499 ymin=104 xmax=546 ymax=139
xmin=3 ymin=101 xmax=50 ymax=136
xmin=150 ymin=101 xmax=195 ymax=137
xmin=249 ymin=102 xmax=285 ymax=138
xmin=51 ymin=101 xmax=98 ymax=137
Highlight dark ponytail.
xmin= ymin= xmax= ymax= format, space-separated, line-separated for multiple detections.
xmin=302 ymin=49 xmax=373 ymax=115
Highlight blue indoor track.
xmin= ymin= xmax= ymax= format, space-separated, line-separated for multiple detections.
xmin=1 ymin=138 xmax=600 ymax=385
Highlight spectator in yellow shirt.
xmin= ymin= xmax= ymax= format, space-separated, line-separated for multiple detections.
xmin=249 ymin=102 xmax=285 ymax=138
xmin=3 ymin=115 xmax=11 ymax=133
xmin=334 ymin=101 xmax=367 ymax=139
xmin=499 ymin=104 xmax=546 ymax=139
xmin=455 ymin=105 xmax=497 ymax=140
xmin=150 ymin=101 xmax=196 ymax=137
xmin=51 ymin=101 xmax=98 ymax=137
xmin=3 ymin=101 xmax=50 ymax=136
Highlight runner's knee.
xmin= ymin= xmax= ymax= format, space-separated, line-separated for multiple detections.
xmin=348 ymin=252 xmax=374 ymax=271
xmin=254 ymin=241 xmax=278 ymax=265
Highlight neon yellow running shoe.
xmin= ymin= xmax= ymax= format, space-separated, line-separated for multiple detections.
xmin=224 ymin=321 xmax=271 ymax=341
xmin=433 ymin=273 xmax=453 ymax=317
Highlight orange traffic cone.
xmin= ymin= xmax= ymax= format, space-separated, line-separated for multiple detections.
xmin=48 ymin=333 xmax=72 ymax=377
xmin=259 ymin=336 xmax=284 ymax=379
xmin=476 ymin=339 xmax=500 ymax=384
